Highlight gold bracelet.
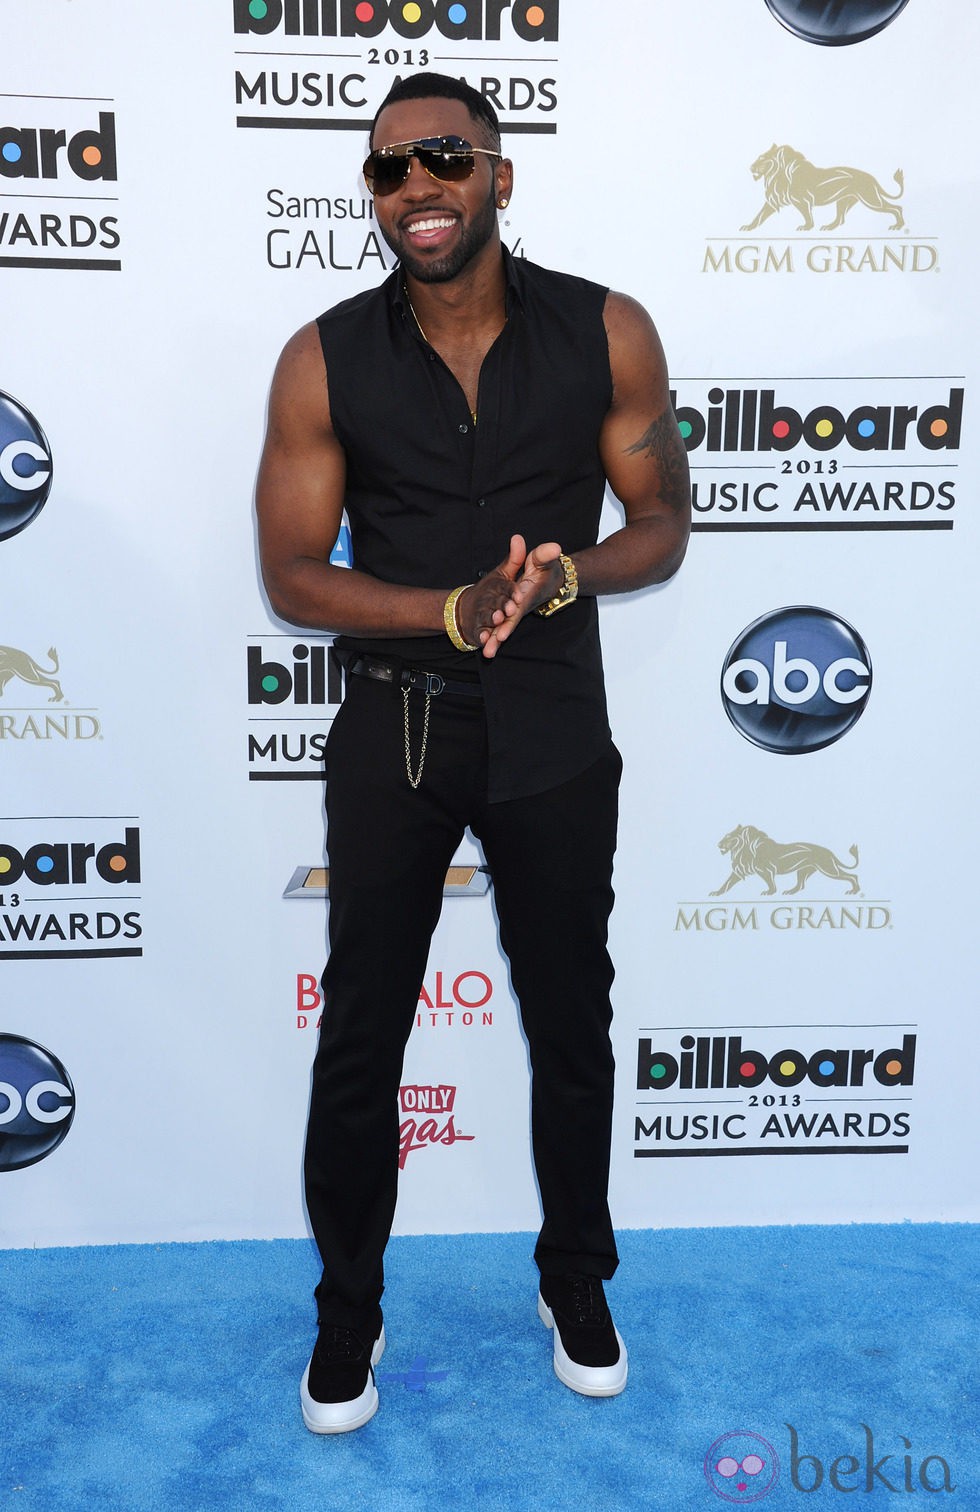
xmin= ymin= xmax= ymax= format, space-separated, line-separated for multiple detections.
xmin=443 ymin=584 xmax=478 ymax=651
xmin=536 ymin=553 xmax=579 ymax=617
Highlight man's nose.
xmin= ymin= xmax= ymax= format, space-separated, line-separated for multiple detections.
xmin=402 ymin=155 xmax=438 ymax=195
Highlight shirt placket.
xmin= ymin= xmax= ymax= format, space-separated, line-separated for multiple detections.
xmin=469 ymin=331 xmax=504 ymax=583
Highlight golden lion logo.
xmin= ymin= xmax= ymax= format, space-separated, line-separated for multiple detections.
xmin=0 ymin=644 xmax=64 ymax=702
xmin=711 ymin=825 xmax=860 ymax=897
xmin=741 ymin=144 xmax=905 ymax=232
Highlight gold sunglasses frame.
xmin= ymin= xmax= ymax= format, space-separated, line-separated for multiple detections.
xmin=363 ymin=136 xmax=502 ymax=197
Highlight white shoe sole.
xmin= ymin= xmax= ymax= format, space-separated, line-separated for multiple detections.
xmin=300 ymin=1326 xmax=386 ymax=1433
xmin=538 ymin=1293 xmax=628 ymax=1398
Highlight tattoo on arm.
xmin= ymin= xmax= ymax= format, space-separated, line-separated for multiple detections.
xmin=625 ymin=412 xmax=691 ymax=516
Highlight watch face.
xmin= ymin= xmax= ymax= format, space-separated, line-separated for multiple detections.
xmin=764 ymin=0 xmax=911 ymax=46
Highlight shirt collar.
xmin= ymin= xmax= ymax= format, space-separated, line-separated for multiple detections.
xmin=390 ymin=244 xmax=525 ymax=322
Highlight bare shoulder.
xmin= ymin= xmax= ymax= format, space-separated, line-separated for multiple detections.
xmin=273 ymin=319 xmax=326 ymax=393
xmin=603 ymin=289 xmax=664 ymax=346
xmin=268 ymin=319 xmax=332 ymax=433
xmin=602 ymin=290 xmax=669 ymax=403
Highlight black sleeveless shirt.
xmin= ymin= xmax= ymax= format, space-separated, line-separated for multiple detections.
xmin=317 ymin=249 xmax=613 ymax=802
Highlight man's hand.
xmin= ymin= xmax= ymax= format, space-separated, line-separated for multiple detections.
xmin=457 ymin=535 xmax=564 ymax=660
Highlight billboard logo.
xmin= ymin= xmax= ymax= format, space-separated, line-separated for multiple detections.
xmin=634 ymin=1023 xmax=915 ymax=1158
xmin=0 ymin=101 xmax=121 ymax=271
xmin=0 ymin=820 xmax=142 ymax=959
xmin=247 ymin=641 xmax=339 ymax=706
xmin=234 ymin=0 xmax=558 ymax=40
xmin=247 ymin=636 xmax=341 ymax=780
xmin=0 ymin=393 xmax=53 ymax=543
xmin=0 ymin=112 xmax=117 ymax=183
xmin=674 ymin=386 xmax=961 ymax=456
xmin=721 ymin=607 xmax=871 ymax=754
xmin=0 ymin=827 xmax=139 ymax=887
xmin=675 ymin=378 xmax=961 ymax=533
xmin=765 ymin=0 xmax=911 ymax=47
xmin=637 ymin=1032 xmax=915 ymax=1094
xmin=0 ymin=1034 xmax=75 ymax=1171
xmin=233 ymin=5 xmax=559 ymax=135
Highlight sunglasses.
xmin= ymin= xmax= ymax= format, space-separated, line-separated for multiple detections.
xmin=363 ymin=135 xmax=502 ymax=197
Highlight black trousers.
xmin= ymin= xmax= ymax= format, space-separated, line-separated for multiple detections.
xmin=304 ymin=672 xmax=622 ymax=1326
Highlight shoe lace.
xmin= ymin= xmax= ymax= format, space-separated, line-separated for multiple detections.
xmin=314 ymin=1325 xmax=366 ymax=1365
xmin=566 ymin=1274 xmax=607 ymax=1327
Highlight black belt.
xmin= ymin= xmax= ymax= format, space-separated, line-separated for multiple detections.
xmin=345 ymin=652 xmax=483 ymax=700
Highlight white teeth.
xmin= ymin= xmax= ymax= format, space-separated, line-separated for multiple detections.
xmin=409 ymin=217 xmax=455 ymax=232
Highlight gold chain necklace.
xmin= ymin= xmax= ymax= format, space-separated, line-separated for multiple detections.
xmin=405 ymin=285 xmax=477 ymax=425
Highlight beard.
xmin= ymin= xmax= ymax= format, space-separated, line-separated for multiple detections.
xmin=381 ymin=180 xmax=499 ymax=284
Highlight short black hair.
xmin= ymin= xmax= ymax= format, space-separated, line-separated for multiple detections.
xmin=370 ymin=72 xmax=502 ymax=153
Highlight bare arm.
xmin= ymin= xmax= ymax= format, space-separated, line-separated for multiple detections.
xmin=257 ymin=322 xmax=445 ymax=636
xmin=479 ymin=291 xmax=691 ymax=654
xmin=580 ymin=289 xmax=691 ymax=591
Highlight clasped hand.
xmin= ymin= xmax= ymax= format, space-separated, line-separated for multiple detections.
xmin=457 ymin=534 xmax=563 ymax=660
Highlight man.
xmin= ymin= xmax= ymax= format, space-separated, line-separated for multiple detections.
xmin=256 ymin=72 xmax=690 ymax=1434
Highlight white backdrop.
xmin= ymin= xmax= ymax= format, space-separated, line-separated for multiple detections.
xmin=2 ymin=0 xmax=977 ymax=1246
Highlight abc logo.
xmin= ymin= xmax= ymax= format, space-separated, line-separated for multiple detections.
xmin=0 ymin=1034 xmax=75 ymax=1172
xmin=764 ymin=0 xmax=910 ymax=46
xmin=0 ymin=392 xmax=53 ymax=543
xmin=721 ymin=607 xmax=871 ymax=754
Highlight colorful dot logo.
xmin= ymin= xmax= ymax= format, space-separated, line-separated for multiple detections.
xmin=705 ymin=1431 xmax=780 ymax=1503
xmin=764 ymin=0 xmax=910 ymax=46
xmin=0 ymin=112 xmax=116 ymax=184
xmin=234 ymin=0 xmax=555 ymax=38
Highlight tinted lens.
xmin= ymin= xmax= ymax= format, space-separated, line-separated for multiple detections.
xmin=366 ymin=156 xmax=410 ymax=195
xmin=364 ymin=136 xmax=477 ymax=196
xmin=417 ymin=145 xmax=476 ymax=182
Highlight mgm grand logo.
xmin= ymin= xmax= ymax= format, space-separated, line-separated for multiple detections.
xmin=704 ymin=144 xmax=937 ymax=275
xmin=0 ymin=643 xmax=100 ymax=742
xmin=675 ymin=825 xmax=891 ymax=932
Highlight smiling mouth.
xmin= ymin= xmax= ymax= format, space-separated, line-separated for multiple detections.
xmin=403 ymin=215 xmax=458 ymax=239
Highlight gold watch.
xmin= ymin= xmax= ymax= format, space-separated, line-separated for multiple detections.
xmin=536 ymin=553 xmax=579 ymax=617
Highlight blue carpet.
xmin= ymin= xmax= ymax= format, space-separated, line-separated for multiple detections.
xmin=3 ymin=1226 xmax=977 ymax=1510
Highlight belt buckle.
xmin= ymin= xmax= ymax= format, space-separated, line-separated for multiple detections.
xmin=402 ymin=668 xmax=445 ymax=697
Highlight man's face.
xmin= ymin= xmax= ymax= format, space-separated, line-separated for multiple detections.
xmin=369 ymin=98 xmax=511 ymax=285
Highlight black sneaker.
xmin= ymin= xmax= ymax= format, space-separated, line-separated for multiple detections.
xmin=300 ymin=1308 xmax=385 ymax=1433
xmin=538 ymin=1273 xmax=627 ymax=1397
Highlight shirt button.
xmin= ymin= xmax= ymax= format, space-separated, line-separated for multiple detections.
xmin=477 ymin=497 xmax=486 ymax=508
xmin=458 ymin=422 xmax=469 ymax=434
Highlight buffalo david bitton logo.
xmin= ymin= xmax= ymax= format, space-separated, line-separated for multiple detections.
xmin=704 ymin=144 xmax=936 ymax=275
xmin=675 ymin=825 xmax=891 ymax=932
